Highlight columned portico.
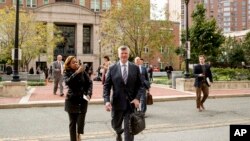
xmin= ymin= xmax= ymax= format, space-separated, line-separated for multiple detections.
xmin=31 ymin=3 xmax=101 ymax=72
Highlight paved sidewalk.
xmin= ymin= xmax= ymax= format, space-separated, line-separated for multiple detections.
xmin=1 ymin=80 xmax=250 ymax=108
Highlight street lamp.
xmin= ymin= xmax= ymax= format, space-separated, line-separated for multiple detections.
xmin=12 ymin=0 xmax=20 ymax=82
xmin=98 ymin=40 xmax=101 ymax=67
xmin=184 ymin=0 xmax=190 ymax=78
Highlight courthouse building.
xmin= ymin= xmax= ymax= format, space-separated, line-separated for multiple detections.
xmin=0 ymin=0 xmax=181 ymax=72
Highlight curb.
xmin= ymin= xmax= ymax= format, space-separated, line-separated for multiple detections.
xmin=1 ymin=94 xmax=250 ymax=109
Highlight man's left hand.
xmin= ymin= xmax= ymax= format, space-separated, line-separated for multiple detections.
xmin=131 ymin=99 xmax=140 ymax=108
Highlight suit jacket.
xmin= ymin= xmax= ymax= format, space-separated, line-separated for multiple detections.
xmin=193 ymin=64 xmax=213 ymax=87
xmin=140 ymin=66 xmax=149 ymax=89
xmin=64 ymin=69 xmax=93 ymax=113
xmin=52 ymin=61 xmax=64 ymax=79
xmin=103 ymin=62 xmax=143 ymax=111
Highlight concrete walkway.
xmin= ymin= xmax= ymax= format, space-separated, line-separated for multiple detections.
xmin=1 ymin=80 xmax=250 ymax=108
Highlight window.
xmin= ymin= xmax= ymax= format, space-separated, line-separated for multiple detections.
xmin=223 ymin=27 xmax=231 ymax=33
xmin=83 ymin=25 xmax=92 ymax=54
xmin=223 ymin=2 xmax=230 ymax=7
xmin=91 ymin=0 xmax=100 ymax=12
xmin=102 ymin=0 xmax=111 ymax=11
xmin=223 ymin=12 xmax=230 ymax=16
xmin=224 ymin=17 xmax=230 ymax=22
xmin=144 ymin=47 xmax=149 ymax=53
xmin=44 ymin=0 xmax=49 ymax=4
xmin=27 ymin=0 xmax=37 ymax=8
xmin=223 ymin=22 xmax=230 ymax=26
xmin=242 ymin=21 xmax=246 ymax=26
xmin=0 ymin=0 xmax=6 ymax=3
xmin=13 ymin=0 xmax=23 ymax=6
xmin=242 ymin=1 xmax=246 ymax=6
xmin=55 ymin=25 xmax=76 ymax=57
xmin=224 ymin=7 xmax=230 ymax=12
xmin=79 ymin=0 xmax=85 ymax=6
xmin=242 ymin=16 xmax=247 ymax=22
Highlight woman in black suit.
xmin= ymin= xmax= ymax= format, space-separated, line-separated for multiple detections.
xmin=63 ymin=56 xmax=93 ymax=141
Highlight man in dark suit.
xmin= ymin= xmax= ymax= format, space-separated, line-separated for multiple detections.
xmin=134 ymin=57 xmax=150 ymax=114
xmin=52 ymin=54 xmax=64 ymax=96
xmin=103 ymin=46 xmax=143 ymax=141
xmin=193 ymin=55 xmax=213 ymax=112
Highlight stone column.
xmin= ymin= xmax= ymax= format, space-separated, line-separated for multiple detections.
xmin=76 ymin=23 xmax=83 ymax=56
xmin=92 ymin=24 xmax=100 ymax=71
xmin=47 ymin=22 xmax=54 ymax=63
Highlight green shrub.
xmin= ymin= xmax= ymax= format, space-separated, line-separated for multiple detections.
xmin=27 ymin=80 xmax=46 ymax=86
xmin=211 ymin=68 xmax=250 ymax=81
xmin=153 ymin=76 xmax=170 ymax=85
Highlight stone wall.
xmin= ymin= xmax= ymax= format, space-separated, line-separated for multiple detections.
xmin=0 ymin=81 xmax=27 ymax=97
xmin=176 ymin=78 xmax=250 ymax=91
xmin=1 ymin=72 xmax=45 ymax=81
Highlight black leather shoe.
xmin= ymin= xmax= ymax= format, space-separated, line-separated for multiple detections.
xmin=60 ymin=93 xmax=64 ymax=96
xmin=116 ymin=134 xmax=122 ymax=141
xmin=116 ymin=129 xmax=124 ymax=141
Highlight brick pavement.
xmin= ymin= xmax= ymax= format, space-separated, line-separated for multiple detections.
xmin=1 ymin=80 xmax=250 ymax=106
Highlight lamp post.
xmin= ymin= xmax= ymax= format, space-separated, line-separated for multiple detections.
xmin=98 ymin=40 xmax=101 ymax=67
xmin=12 ymin=0 xmax=20 ymax=82
xmin=184 ymin=0 xmax=190 ymax=78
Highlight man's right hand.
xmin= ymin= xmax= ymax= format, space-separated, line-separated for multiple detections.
xmin=105 ymin=102 xmax=112 ymax=112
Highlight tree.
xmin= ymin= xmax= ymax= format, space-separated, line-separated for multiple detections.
xmin=0 ymin=7 xmax=63 ymax=71
xmin=189 ymin=4 xmax=224 ymax=63
xmin=242 ymin=32 xmax=250 ymax=64
xmin=100 ymin=0 xmax=173 ymax=61
xmin=218 ymin=37 xmax=245 ymax=68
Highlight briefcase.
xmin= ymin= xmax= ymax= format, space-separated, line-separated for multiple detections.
xmin=147 ymin=92 xmax=153 ymax=105
xmin=129 ymin=110 xmax=146 ymax=135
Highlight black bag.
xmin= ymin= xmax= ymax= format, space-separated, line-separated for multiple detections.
xmin=147 ymin=92 xmax=153 ymax=105
xmin=129 ymin=109 xmax=146 ymax=135
xmin=143 ymin=80 xmax=151 ymax=89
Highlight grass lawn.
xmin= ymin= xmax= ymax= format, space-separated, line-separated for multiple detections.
xmin=153 ymin=76 xmax=171 ymax=85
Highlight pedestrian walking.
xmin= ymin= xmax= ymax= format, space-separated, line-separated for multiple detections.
xmin=48 ymin=65 xmax=53 ymax=81
xmin=44 ymin=66 xmax=49 ymax=84
xmin=100 ymin=55 xmax=111 ymax=85
xmin=29 ymin=67 xmax=34 ymax=74
xmin=63 ymin=56 xmax=93 ymax=141
xmin=193 ymin=55 xmax=213 ymax=112
xmin=148 ymin=65 xmax=153 ymax=82
xmin=103 ymin=45 xmax=143 ymax=141
xmin=134 ymin=57 xmax=150 ymax=115
xmin=52 ymin=54 xmax=64 ymax=96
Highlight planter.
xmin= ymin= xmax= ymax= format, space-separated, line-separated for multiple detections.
xmin=176 ymin=78 xmax=250 ymax=91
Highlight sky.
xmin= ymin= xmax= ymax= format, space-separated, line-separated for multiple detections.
xmin=150 ymin=0 xmax=167 ymax=20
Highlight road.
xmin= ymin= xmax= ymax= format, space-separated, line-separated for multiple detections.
xmin=1 ymin=97 xmax=250 ymax=141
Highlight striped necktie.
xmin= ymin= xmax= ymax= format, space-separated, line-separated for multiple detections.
xmin=122 ymin=64 xmax=127 ymax=84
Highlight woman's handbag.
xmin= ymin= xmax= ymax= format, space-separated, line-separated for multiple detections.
xmin=147 ymin=92 xmax=153 ymax=105
xmin=128 ymin=109 xmax=146 ymax=135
